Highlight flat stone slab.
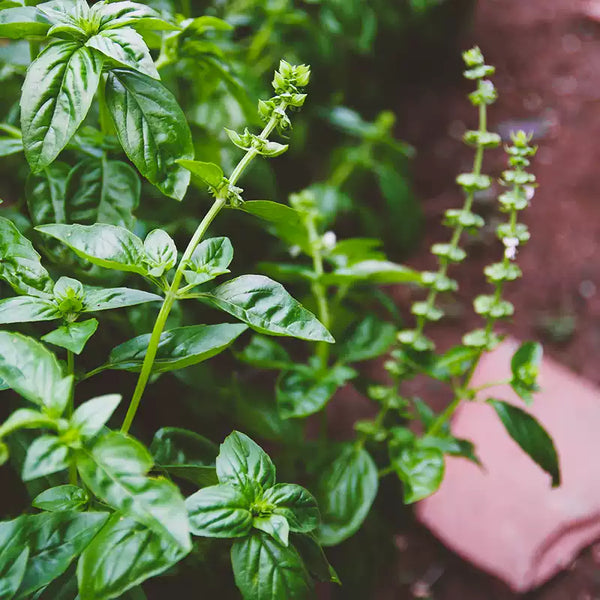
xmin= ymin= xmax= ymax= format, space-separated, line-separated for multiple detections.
xmin=416 ymin=338 xmax=600 ymax=592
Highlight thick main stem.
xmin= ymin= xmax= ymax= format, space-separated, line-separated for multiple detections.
xmin=121 ymin=112 xmax=282 ymax=433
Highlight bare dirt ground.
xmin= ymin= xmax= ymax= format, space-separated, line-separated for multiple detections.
xmin=381 ymin=0 xmax=600 ymax=597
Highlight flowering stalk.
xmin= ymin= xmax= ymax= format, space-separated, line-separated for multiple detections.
xmin=398 ymin=46 xmax=500 ymax=353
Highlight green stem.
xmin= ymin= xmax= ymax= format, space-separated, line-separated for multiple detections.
xmin=306 ymin=217 xmax=331 ymax=368
xmin=66 ymin=349 xmax=78 ymax=486
xmin=120 ymin=111 xmax=283 ymax=433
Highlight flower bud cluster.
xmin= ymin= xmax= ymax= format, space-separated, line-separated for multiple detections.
xmin=463 ymin=130 xmax=537 ymax=350
xmin=398 ymin=47 xmax=499 ymax=353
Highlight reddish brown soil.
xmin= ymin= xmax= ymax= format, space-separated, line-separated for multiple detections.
xmin=381 ymin=0 xmax=600 ymax=598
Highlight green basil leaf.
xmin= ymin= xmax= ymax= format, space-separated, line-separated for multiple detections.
xmin=183 ymin=236 xmax=233 ymax=286
xmin=0 ymin=511 xmax=108 ymax=597
xmin=177 ymin=159 xmax=223 ymax=189
xmin=0 ymin=408 xmax=57 ymax=439
xmin=186 ymin=483 xmax=253 ymax=538
xmin=0 ymin=136 xmax=22 ymax=157
xmin=77 ymin=514 xmax=189 ymax=600
xmin=510 ymin=341 xmax=543 ymax=405
xmin=199 ymin=275 xmax=334 ymax=343
xmin=82 ymin=287 xmax=161 ymax=312
xmin=87 ymin=27 xmax=158 ymax=79
xmin=143 ymin=229 xmax=177 ymax=277
xmin=21 ymin=41 xmax=103 ymax=171
xmin=150 ymin=427 xmax=218 ymax=487
xmin=0 ymin=545 xmax=28 ymax=600
xmin=419 ymin=435 xmax=480 ymax=465
xmin=95 ymin=1 xmax=179 ymax=31
xmin=107 ymin=323 xmax=248 ymax=373
xmin=0 ymin=296 xmax=60 ymax=324
xmin=263 ymin=484 xmax=319 ymax=533
xmin=239 ymin=200 xmax=310 ymax=253
xmin=29 ymin=563 xmax=77 ymax=600
xmin=23 ymin=434 xmax=69 ymax=481
xmin=236 ymin=335 xmax=293 ymax=370
xmin=316 ymin=445 xmax=378 ymax=546
xmin=292 ymin=533 xmax=340 ymax=584
xmin=338 ymin=314 xmax=396 ymax=363
xmin=76 ymin=431 xmax=191 ymax=550
xmin=64 ymin=158 xmax=140 ymax=229
xmin=32 ymin=485 xmax=89 ymax=512
xmin=488 ymin=398 xmax=560 ymax=486
xmin=0 ymin=216 xmax=53 ymax=297
xmin=325 ymin=259 xmax=422 ymax=285
xmin=36 ymin=223 xmax=147 ymax=274
xmin=231 ymin=531 xmax=312 ymax=600
xmin=253 ymin=514 xmax=289 ymax=546
xmin=216 ymin=431 xmax=276 ymax=490
xmin=41 ymin=318 xmax=99 ymax=355
xmin=105 ymin=69 xmax=193 ymax=201
xmin=276 ymin=364 xmax=356 ymax=419
xmin=389 ymin=445 xmax=445 ymax=503
xmin=0 ymin=6 xmax=49 ymax=39
xmin=71 ymin=394 xmax=121 ymax=440
xmin=26 ymin=162 xmax=68 ymax=226
xmin=0 ymin=331 xmax=72 ymax=415
xmin=425 ymin=345 xmax=479 ymax=381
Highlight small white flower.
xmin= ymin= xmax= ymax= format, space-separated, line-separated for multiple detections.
xmin=289 ymin=245 xmax=301 ymax=257
xmin=525 ymin=185 xmax=535 ymax=201
xmin=503 ymin=236 xmax=519 ymax=260
xmin=322 ymin=231 xmax=337 ymax=250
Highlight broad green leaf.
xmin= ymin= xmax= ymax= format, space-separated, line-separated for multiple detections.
xmin=425 ymin=345 xmax=479 ymax=381
xmin=316 ymin=445 xmax=378 ymax=546
xmin=21 ymin=41 xmax=103 ymax=171
xmin=0 ymin=217 xmax=53 ymax=297
xmin=0 ymin=136 xmax=22 ymax=157
xmin=177 ymin=159 xmax=223 ymax=189
xmin=71 ymin=394 xmax=121 ymax=440
xmin=510 ymin=341 xmax=543 ymax=404
xmin=0 ymin=511 xmax=108 ymax=597
xmin=0 ymin=296 xmax=60 ymax=324
xmin=151 ymin=427 xmax=218 ymax=487
xmin=0 ymin=546 xmax=28 ymax=600
xmin=216 ymin=431 xmax=276 ymax=490
xmin=0 ymin=331 xmax=72 ymax=415
xmin=32 ymin=485 xmax=88 ymax=512
xmin=199 ymin=275 xmax=334 ymax=343
xmin=488 ymin=399 xmax=560 ymax=486
xmin=253 ymin=514 xmax=289 ymax=546
xmin=26 ymin=162 xmax=69 ymax=226
xmin=183 ymin=236 xmax=233 ymax=286
xmin=36 ymin=223 xmax=147 ymax=274
xmin=325 ymin=259 xmax=422 ymax=285
xmin=42 ymin=318 xmax=99 ymax=355
xmin=389 ymin=445 xmax=445 ymax=503
xmin=0 ymin=6 xmax=50 ymax=39
xmin=105 ymin=69 xmax=193 ymax=201
xmin=236 ymin=335 xmax=293 ymax=370
xmin=231 ymin=531 xmax=312 ymax=600
xmin=419 ymin=435 xmax=480 ymax=465
xmin=263 ymin=484 xmax=319 ymax=533
xmin=77 ymin=514 xmax=189 ymax=600
xmin=76 ymin=431 xmax=191 ymax=550
xmin=327 ymin=238 xmax=386 ymax=268
xmin=29 ymin=563 xmax=77 ymax=600
xmin=186 ymin=484 xmax=253 ymax=538
xmin=293 ymin=533 xmax=339 ymax=584
xmin=337 ymin=315 xmax=397 ymax=363
xmin=82 ymin=287 xmax=161 ymax=312
xmin=107 ymin=323 xmax=248 ymax=373
xmin=0 ymin=408 xmax=57 ymax=439
xmin=64 ymin=158 xmax=140 ymax=228
xmin=95 ymin=1 xmax=179 ymax=31
xmin=87 ymin=27 xmax=158 ymax=79
xmin=240 ymin=200 xmax=310 ymax=253
xmin=143 ymin=229 xmax=177 ymax=277
xmin=276 ymin=364 xmax=356 ymax=419
xmin=23 ymin=435 xmax=69 ymax=481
